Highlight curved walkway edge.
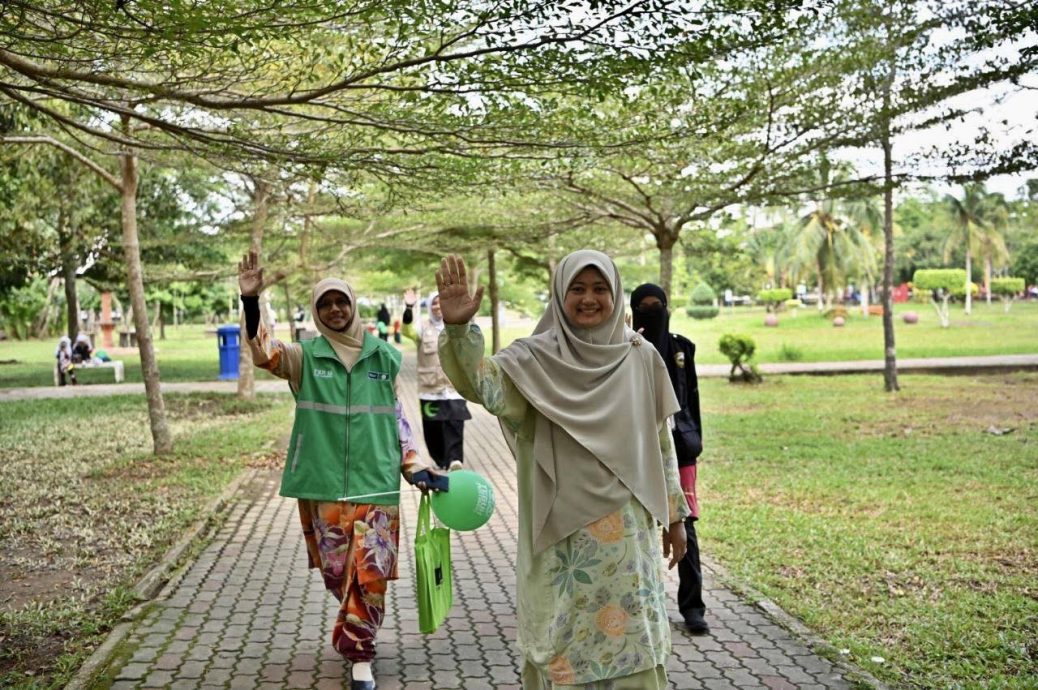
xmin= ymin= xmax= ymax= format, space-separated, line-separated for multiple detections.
xmin=58 ymin=352 xmax=898 ymax=690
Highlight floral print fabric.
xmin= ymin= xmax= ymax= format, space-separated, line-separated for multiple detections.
xmin=533 ymin=502 xmax=672 ymax=685
xmin=439 ymin=324 xmax=689 ymax=687
xmin=299 ymin=500 xmax=400 ymax=661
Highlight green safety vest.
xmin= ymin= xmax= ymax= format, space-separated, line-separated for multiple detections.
xmin=282 ymin=333 xmax=402 ymax=504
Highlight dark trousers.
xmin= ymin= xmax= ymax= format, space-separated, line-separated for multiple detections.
xmin=677 ymin=516 xmax=705 ymax=621
xmin=422 ymin=418 xmax=465 ymax=470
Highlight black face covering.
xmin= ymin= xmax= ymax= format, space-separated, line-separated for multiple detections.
xmin=631 ymin=283 xmax=676 ymax=378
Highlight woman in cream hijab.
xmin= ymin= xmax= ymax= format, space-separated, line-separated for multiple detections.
xmin=238 ymin=251 xmax=437 ymax=690
xmin=436 ymin=251 xmax=689 ymax=690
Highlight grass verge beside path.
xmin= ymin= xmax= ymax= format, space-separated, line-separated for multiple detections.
xmin=668 ymin=300 xmax=1038 ymax=365
xmin=0 ymin=325 xmax=285 ymax=388
xmin=701 ymin=373 xmax=1038 ymax=689
xmin=0 ymin=392 xmax=293 ymax=690
xmin=3 ymin=303 xmax=1038 ymax=389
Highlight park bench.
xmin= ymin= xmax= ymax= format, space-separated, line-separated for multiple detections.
xmin=53 ymin=359 xmax=126 ymax=385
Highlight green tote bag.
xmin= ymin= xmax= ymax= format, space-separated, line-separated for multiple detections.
xmin=414 ymin=493 xmax=453 ymax=633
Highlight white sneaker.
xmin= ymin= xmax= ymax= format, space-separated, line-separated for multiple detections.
xmin=448 ymin=460 xmax=463 ymax=472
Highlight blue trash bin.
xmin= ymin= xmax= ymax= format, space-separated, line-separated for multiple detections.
xmin=216 ymin=324 xmax=241 ymax=380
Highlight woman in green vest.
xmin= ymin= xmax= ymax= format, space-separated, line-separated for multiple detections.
xmin=238 ymin=251 xmax=439 ymax=690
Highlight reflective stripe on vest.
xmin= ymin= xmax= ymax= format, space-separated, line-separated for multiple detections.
xmin=296 ymin=400 xmax=396 ymax=416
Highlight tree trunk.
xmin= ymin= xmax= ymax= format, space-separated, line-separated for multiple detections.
xmin=984 ymin=257 xmax=992 ymax=305
xmin=238 ymin=177 xmax=270 ymax=400
xmin=121 ymin=123 xmax=172 ymax=454
xmin=657 ymin=227 xmax=677 ymax=298
xmin=880 ymin=123 xmax=899 ymax=391
xmin=964 ymin=247 xmax=972 ymax=315
xmin=33 ymin=278 xmax=61 ymax=337
xmin=158 ymin=301 xmax=166 ymax=340
xmin=488 ymin=248 xmax=500 ymax=354
xmin=58 ymin=210 xmax=79 ymax=342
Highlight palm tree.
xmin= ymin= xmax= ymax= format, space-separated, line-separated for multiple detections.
xmin=785 ymin=160 xmax=879 ymax=311
xmin=842 ymin=195 xmax=886 ymax=315
xmin=943 ymin=183 xmax=1008 ymax=314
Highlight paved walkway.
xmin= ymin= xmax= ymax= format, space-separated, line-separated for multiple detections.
xmin=63 ymin=353 xmax=888 ymax=690
xmin=4 ymin=353 xmax=1036 ymax=404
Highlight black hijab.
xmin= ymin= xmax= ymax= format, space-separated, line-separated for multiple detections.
xmin=631 ymin=283 xmax=677 ymax=382
xmin=377 ymin=303 xmax=391 ymax=324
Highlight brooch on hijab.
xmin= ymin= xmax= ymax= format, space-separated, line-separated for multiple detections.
xmin=631 ymin=335 xmax=643 ymax=346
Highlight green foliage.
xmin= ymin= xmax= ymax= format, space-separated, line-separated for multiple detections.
xmin=757 ymin=287 xmax=793 ymax=312
xmin=686 ymin=281 xmax=719 ymax=319
xmin=690 ymin=282 xmax=717 ymax=304
xmin=687 ymin=305 xmax=720 ymax=320
xmin=1011 ymin=238 xmax=1038 ymax=286
xmin=0 ymin=277 xmax=49 ymax=340
xmin=990 ymin=277 xmax=1025 ymax=296
xmin=718 ymin=333 xmax=761 ymax=383
xmin=757 ymin=287 xmax=793 ymax=303
xmin=912 ymin=268 xmax=967 ymax=292
xmin=949 ymin=281 xmax=980 ymax=299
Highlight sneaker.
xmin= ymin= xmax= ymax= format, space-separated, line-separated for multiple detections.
xmin=448 ymin=460 xmax=463 ymax=472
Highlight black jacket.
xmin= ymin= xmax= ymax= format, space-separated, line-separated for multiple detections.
xmin=666 ymin=333 xmax=703 ymax=467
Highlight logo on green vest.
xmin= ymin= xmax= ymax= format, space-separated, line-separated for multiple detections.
xmin=368 ymin=371 xmax=390 ymax=381
xmin=313 ymin=368 xmax=334 ymax=378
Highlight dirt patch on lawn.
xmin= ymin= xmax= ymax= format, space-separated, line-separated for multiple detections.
xmin=857 ymin=375 xmax=1038 ymax=438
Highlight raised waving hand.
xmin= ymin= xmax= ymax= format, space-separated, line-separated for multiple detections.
xmin=435 ymin=254 xmax=484 ymax=325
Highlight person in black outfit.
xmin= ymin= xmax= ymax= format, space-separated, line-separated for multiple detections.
xmin=631 ymin=283 xmax=709 ymax=635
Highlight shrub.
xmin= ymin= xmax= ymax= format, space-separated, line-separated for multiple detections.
xmin=719 ymin=333 xmax=762 ymax=383
xmin=990 ymin=277 xmax=1025 ymax=296
xmin=686 ymin=282 xmax=719 ymax=320
xmin=950 ymin=281 xmax=979 ymax=299
xmin=991 ymin=277 xmax=1025 ymax=313
xmin=688 ymin=305 xmax=720 ymax=319
xmin=778 ymin=343 xmax=803 ymax=362
xmin=913 ymin=268 xmax=967 ymax=328
xmin=757 ymin=287 xmax=793 ymax=312
xmin=784 ymin=298 xmax=803 ymax=310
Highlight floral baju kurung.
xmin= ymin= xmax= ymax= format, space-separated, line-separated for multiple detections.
xmin=439 ymin=323 xmax=690 ymax=689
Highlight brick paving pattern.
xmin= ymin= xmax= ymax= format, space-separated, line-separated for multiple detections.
xmin=89 ymin=352 xmax=862 ymax=689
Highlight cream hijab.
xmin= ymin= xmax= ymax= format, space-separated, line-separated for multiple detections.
xmin=495 ymin=250 xmax=680 ymax=553
xmin=311 ymin=278 xmax=366 ymax=370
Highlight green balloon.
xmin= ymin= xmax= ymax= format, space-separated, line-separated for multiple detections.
xmin=431 ymin=469 xmax=495 ymax=531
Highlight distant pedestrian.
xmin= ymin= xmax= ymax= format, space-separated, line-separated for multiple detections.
xmin=55 ymin=336 xmax=76 ymax=386
xmin=436 ymin=251 xmax=689 ymax=689
xmin=400 ymin=288 xmax=471 ymax=471
xmin=632 ymin=282 xmax=708 ymax=635
xmin=72 ymin=333 xmax=93 ymax=363
xmin=237 ymin=251 xmax=442 ymax=690
xmin=376 ymin=303 xmax=391 ymax=341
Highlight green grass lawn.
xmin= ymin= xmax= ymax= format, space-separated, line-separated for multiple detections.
xmin=0 ymin=325 xmax=286 ymax=388
xmin=700 ymin=372 xmax=1038 ymax=689
xmin=2 ymin=302 xmax=1037 ymax=388
xmin=668 ymin=300 xmax=1038 ymax=365
xmin=0 ymin=392 xmax=294 ymax=689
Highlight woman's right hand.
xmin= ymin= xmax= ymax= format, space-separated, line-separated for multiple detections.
xmin=238 ymin=250 xmax=264 ymax=297
xmin=403 ymin=288 xmax=417 ymax=307
xmin=436 ymin=254 xmax=484 ymax=325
